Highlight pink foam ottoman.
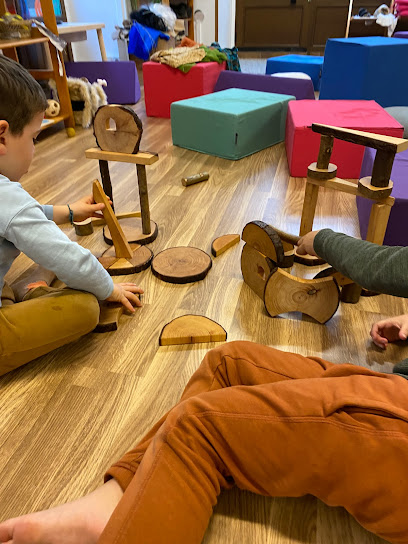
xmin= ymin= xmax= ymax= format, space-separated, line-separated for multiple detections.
xmin=143 ymin=61 xmax=226 ymax=118
xmin=285 ymin=100 xmax=404 ymax=177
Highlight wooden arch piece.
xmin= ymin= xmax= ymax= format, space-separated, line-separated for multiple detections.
xmin=159 ymin=315 xmax=227 ymax=346
xmin=152 ymin=247 xmax=212 ymax=284
xmin=211 ymin=234 xmax=240 ymax=257
xmin=241 ymin=243 xmax=277 ymax=299
xmin=242 ymin=221 xmax=294 ymax=268
xmin=264 ymin=268 xmax=340 ymax=324
xmin=94 ymin=105 xmax=143 ymax=154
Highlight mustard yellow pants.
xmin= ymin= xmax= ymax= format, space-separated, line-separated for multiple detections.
xmin=0 ymin=283 xmax=100 ymax=376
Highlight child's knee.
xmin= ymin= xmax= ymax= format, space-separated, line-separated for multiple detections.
xmin=72 ymin=292 xmax=100 ymax=333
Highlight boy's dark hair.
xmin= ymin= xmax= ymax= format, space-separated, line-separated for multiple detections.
xmin=0 ymin=55 xmax=48 ymax=135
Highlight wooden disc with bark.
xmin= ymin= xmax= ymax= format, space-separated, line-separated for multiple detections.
xmin=98 ymin=243 xmax=153 ymax=276
xmin=94 ymin=302 xmax=124 ymax=333
xmin=264 ymin=268 xmax=340 ymax=324
xmin=104 ymin=217 xmax=158 ymax=246
xmin=211 ymin=234 xmax=240 ymax=257
xmin=241 ymin=243 xmax=277 ymax=299
xmin=152 ymin=247 xmax=212 ymax=284
xmin=159 ymin=315 xmax=227 ymax=346
xmin=94 ymin=105 xmax=143 ymax=154
xmin=294 ymin=248 xmax=326 ymax=267
xmin=242 ymin=221 xmax=294 ymax=268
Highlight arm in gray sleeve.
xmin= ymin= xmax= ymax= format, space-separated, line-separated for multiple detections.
xmin=314 ymin=229 xmax=408 ymax=298
xmin=6 ymin=201 xmax=114 ymax=300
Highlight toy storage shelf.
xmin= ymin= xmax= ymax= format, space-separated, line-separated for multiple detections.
xmin=0 ymin=0 xmax=75 ymax=137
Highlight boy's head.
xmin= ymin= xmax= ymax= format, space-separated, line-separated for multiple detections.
xmin=0 ymin=56 xmax=47 ymax=181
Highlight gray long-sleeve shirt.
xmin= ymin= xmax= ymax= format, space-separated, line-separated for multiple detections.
xmin=0 ymin=174 xmax=113 ymax=307
xmin=314 ymin=229 xmax=408 ymax=298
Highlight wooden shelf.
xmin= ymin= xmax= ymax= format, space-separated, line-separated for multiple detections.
xmin=0 ymin=36 xmax=48 ymax=49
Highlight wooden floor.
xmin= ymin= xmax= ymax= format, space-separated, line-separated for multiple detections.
xmin=0 ymin=75 xmax=407 ymax=544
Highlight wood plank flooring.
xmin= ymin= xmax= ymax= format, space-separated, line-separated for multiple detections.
xmin=0 ymin=78 xmax=406 ymax=543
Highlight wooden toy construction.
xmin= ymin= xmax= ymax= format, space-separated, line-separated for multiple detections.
xmin=211 ymin=234 xmax=240 ymax=257
xmin=159 ymin=315 xmax=227 ymax=346
xmin=290 ymin=124 xmax=408 ymax=302
xmin=86 ymin=105 xmax=158 ymax=246
xmin=93 ymin=180 xmax=153 ymax=276
xmin=241 ymin=221 xmax=340 ymax=324
xmin=152 ymin=247 xmax=212 ymax=284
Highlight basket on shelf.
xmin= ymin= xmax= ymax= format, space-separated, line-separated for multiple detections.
xmin=0 ymin=13 xmax=32 ymax=40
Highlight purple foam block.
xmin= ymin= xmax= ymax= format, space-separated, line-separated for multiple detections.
xmin=393 ymin=31 xmax=408 ymax=39
xmin=213 ymin=71 xmax=315 ymax=101
xmin=65 ymin=61 xmax=141 ymax=105
xmin=357 ymin=147 xmax=408 ymax=245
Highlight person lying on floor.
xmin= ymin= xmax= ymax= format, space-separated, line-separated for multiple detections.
xmin=0 ymin=55 xmax=143 ymax=377
xmin=1 ymin=229 xmax=408 ymax=544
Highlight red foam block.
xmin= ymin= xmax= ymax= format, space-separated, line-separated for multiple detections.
xmin=143 ymin=61 xmax=226 ymax=118
xmin=285 ymin=100 xmax=404 ymax=178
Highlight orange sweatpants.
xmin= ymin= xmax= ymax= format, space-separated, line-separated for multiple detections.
xmin=99 ymin=341 xmax=408 ymax=544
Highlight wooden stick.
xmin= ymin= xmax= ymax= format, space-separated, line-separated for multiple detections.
xmin=316 ymin=135 xmax=334 ymax=170
xmin=92 ymin=180 xmax=133 ymax=259
xmin=136 ymin=164 xmax=151 ymax=235
xmin=345 ymin=0 xmax=353 ymax=38
xmin=371 ymin=149 xmax=396 ymax=188
xmin=99 ymin=160 xmax=114 ymax=208
xmin=366 ymin=202 xmax=393 ymax=245
xmin=299 ymin=182 xmax=320 ymax=236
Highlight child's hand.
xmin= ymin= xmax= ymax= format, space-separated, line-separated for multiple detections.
xmin=370 ymin=315 xmax=408 ymax=349
xmin=70 ymin=194 xmax=112 ymax=222
xmin=106 ymin=283 xmax=144 ymax=313
xmin=296 ymin=230 xmax=321 ymax=256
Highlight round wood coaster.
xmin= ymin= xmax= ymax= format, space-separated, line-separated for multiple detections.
xmin=152 ymin=247 xmax=212 ymax=284
xmin=103 ymin=217 xmax=158 ymax=246
xmin=94 ymin=105 xmax=143 ymax=154
xmin=98 ymin=243 xmax=153 ymax=276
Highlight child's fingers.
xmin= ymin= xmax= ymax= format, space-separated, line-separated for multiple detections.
xmin=120 ymin=295 xmax=135 ymax=313
xmin=125 ymin=291 xmax=143 ymax=307
xmin=120 ymin=284 xmax=144 ymax=294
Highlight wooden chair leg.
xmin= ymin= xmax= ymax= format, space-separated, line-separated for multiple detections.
xmin=366 ymin=202 xmax=393 ymax=246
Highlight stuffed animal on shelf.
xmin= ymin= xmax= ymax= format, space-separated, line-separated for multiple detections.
xmin=45 ymin=99 xmax=60 ymax=118
xmin=50 ymin=77 xmax=108 ymax=128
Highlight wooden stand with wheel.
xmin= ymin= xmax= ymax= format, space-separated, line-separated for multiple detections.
xmin=86 ymin=105 xmax=158 ymax=246
xmin=297 ymin=124 xmax=408 ymax=302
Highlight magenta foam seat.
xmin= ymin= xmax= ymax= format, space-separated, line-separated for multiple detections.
xmin=143 ymin=61 xmax=226 ymax=118
xmin=285 ymin=100 xmax=404 ymax=178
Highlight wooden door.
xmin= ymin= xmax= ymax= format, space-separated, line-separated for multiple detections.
xmin=236 ymin=0 xmax=312 ymax=49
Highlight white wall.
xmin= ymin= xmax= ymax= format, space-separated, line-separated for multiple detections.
xmin=218 ymin=0 xmax=236 ymax=48
xmin=64 ymin=0 xmax=128 ymax=61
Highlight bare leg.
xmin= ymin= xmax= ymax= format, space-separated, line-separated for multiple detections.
xmin=10 ymin=266 xmax=57 ymax=302
xmin=0 ymin=479 xmax=123 ymax=544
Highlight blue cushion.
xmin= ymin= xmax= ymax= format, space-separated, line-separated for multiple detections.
xmin=266 ymin=55 xmax=324 ymax=90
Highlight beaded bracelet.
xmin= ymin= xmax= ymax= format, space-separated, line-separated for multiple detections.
xmin=67 ymin=204 xmax=74 ymax=225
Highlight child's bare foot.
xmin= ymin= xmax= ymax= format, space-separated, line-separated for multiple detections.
xmin=0 ymin=479 xmax=123 ymax=544
xmin=11 ymin=266 xmax=57 ymax=302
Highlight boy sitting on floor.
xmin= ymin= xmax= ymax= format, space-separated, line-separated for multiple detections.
xmin=0 ymin=55 xmax=143 ymax=377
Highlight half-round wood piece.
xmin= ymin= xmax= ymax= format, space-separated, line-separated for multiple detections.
xmin=98 ymin=243 xmax=153 ymax=276
xmin=159 ymin=315 xmax=227 ymax=346
xmin=241 ymin=221 xmax=293 ymax=267
xmin=74 ymin=218 xmax=94 ymax=236
xmin=294 ymin=248 xmax=326 ymax=267
xmin=358 ymin=176 xmax=393 ymax=200
xmin=307 ymin=162 xmax=337 ymax=181
xmin=94 ymin=105 xmax=143 ymax=154
xmin=104 ymin=217 xmax=158 ymax=246
xmin=211 ymin=234 xmax=240 ymax=257
xmin=264 ymin=268 xmax=340 ymax=324
xmin=241 ymin=243 xmax=277 ymax=300
xmin=94 ymin=302 xmax=124 ymax=333
xmin=152 ymin=247 xmax=212 ymax=284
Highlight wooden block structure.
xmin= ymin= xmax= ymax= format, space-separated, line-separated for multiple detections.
xmin=93 ymin=180 xmax=153 ymax=276
xmin=298 ymin=124 xmax=408 ymax=302
xmin=241 ymin=221 xmax=340 ymax=323
xmin=86 ymin=105 xmax=158 ymax=246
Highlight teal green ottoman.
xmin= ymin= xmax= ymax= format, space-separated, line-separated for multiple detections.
xmin=171 ymin=88 xmax=294 ymax=160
